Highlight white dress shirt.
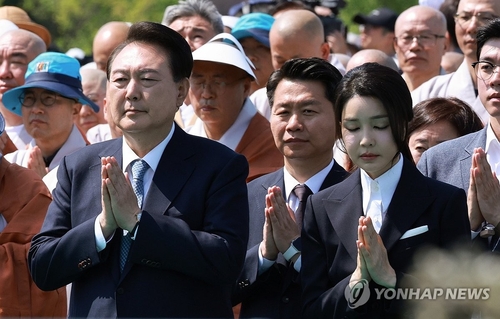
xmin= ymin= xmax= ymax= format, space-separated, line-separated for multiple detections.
xmin=360 ymin=154 xmax=403 ymax=233
xmin=94 ymin=123 xmax=175 ymax=251
xmin=485 ymin=123 xmax=500 ymax=179
xmin=259 ymin=160 xmax=335 ymax=274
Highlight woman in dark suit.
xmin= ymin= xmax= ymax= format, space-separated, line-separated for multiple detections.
xmin=300 ymin=63 xmax=471 ymax=318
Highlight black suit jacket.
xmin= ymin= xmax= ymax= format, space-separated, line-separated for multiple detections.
xmin=29 ymin=126 xmax=250 ymax=318
xmin=301 ymin=158 xmax=471 ymax=318
xmin=233 ymin=162 xmax=347 ymax=319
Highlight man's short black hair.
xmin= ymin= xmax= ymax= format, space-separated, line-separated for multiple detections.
xmin=107 ymin=21 xmax=193 ymax=82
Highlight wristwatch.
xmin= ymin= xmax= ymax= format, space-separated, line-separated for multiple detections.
xmin=283 ymin=237 xmax=301 ymax=261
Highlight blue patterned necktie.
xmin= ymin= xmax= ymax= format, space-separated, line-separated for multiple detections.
xmin=120 ymin=159 xmax=149 ymax=271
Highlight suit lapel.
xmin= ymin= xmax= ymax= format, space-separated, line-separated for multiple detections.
xmin=459 ymin=128 xmax=487 ymax=191
xmin=259 ymin=169 xmax=285 ymax=193
xmin=379 ymin=158 xmax=434 ymax=252
xmin=324 ymin=170 xmax=363 ymax=262
xmin=142 ymin=126 xmax=196 ymax=216
xmin=320 ymin=161 xmax=348 ymax=190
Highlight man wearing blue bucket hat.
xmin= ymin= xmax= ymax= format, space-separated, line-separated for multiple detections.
xmin=231 ymin=12 xmax=275 ymax=95
xmin=3 ymin=52 xmax=99 ymax=187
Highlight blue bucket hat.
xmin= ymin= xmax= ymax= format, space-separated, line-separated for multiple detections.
xmin=3 ymin=52 xmax=100 ymax=116
xmin=231 ymin=13 xmax=274 ymax=48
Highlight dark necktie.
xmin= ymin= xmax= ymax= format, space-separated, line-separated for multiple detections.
xmin=292 ymin=184 xmax=312 ymax=230
xmin=120 ymin=159 xmax=149 ymax=271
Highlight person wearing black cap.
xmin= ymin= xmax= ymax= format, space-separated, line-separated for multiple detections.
xmin=353 ymin=7 xmax=399 ymax=58
xmin=3 ymin=52 xmax=99 ymax=190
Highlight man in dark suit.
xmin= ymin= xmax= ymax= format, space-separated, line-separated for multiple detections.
xmin=418 ymin=19 xmax=500 ymax=252
xmin=232 ymin=57 xmax=347 ymax=319
xmin=28 ymin=22 xmax=249 ymax=318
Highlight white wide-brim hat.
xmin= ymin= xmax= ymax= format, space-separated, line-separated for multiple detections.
xmin=192 ymin=33 xmax=256 ymax=80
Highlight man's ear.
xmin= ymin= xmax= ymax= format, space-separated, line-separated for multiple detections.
xmin=103 ymin=98 xmax=109 ymax=121
xmin=176 ymin=77 xmax=190 ymax=107
xmin=320 ymin=42 xmax=330 ymax=61
xmin=242 ymin=76 xmax=252 ymax=97
xmin=443 ymin=31 xmax=450 ymax=52
xmin=73 ymin=102 xmax=82 ymax=115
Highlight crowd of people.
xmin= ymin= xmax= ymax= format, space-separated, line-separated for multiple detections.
xmin=0 ymin=0 xmax=500 ymax=318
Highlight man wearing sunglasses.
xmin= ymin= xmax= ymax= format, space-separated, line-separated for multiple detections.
xmin=3 ymin=52 xmax=99 ymax=190
xmin=412 ymin=0 xmax=500 ymax=124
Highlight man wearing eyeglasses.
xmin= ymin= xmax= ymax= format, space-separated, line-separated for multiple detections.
xmin=186 ymin=33 xmax=283 ymax=182
xmin=418 ymin=18 xmax=500 ymax=254
xmin=3 ymin=52 xmax=99 ymax=190
xmin=394 ymin=5 xmax=448 ymax=91
xmin=412 ymin=0 xmax=500 ymax=124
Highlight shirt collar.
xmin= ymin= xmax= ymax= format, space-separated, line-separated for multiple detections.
xmin=122 ymin=123 xmax=175 ymax=173
xmin=485 ymin=123 xmax=500 ymax=175
xmin=283 ymin=159 xmax=335 ymax=201
xmin=360 ymin=153 xmax=403 ymax=214
xmin=218 ymin=98 xmax=257 ymax=150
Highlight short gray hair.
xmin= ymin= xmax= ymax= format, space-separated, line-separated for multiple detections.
xmin=162 ymin=0 xmax=224 ymax=34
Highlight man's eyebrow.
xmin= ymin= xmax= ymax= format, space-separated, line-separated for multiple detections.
xmin=111 ymin=68 xmax=161 ymax=75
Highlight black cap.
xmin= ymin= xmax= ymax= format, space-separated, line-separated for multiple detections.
xmin=352 ymin=7 xmax=398 ymax=32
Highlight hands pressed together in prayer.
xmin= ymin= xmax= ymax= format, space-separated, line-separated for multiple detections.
xmin=260 ymin=186 xmax=301 ymax=263
xmin=27 ymin=146 xmax=49 ymax=178
xmin=350 ymin=216 xmax=396 ymax=289
xmin=98 ymin=156 xmax=141 ymax=238
xmin=468 ymin=148 xmax=500 ymax=232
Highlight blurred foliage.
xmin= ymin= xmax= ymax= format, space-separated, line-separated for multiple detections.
xmin=338 ymin=0 xmax=419 ymax=35
xmin=0 ymin=0 xmax=419 ymax=56
xmin=0 ymin=0 xmax=177 ymax=55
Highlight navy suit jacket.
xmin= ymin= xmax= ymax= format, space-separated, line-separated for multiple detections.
xmin=233 ymin=162 xmax=347 ymax=319
xmin=301 ymin=158 xmax=470 ymax=318
xmin=29 ymin=126 xmax=250 ymax=318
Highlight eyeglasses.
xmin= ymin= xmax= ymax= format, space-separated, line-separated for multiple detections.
xmin=19 ymin=91 xmax=77 ymax=107
xmin=472 ymin=61 xmax=500 ymax=81
xmin=454 ymin=11 xmax=499 ymax=29
xmin=395 ymin=34 xmax=445 ymax=48
xmin=189 ymin=76 xmax=247 ymax=94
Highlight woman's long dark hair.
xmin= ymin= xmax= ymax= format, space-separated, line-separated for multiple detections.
xmin=334 ymin=63 xmax=414 ymax=169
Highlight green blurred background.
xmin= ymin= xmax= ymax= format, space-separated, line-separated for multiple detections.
xmin=0 ymin=0 xmax=418 ymax=56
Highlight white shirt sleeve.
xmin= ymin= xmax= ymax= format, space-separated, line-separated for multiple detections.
xmin=94 ymin=216 xmax=113 ymax=252
xmin=258 ymin=245 xmax=276 ymax=276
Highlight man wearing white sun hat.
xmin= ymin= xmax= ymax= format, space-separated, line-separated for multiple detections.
xmin=186 ymin=33 xmax=282 ymax=182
